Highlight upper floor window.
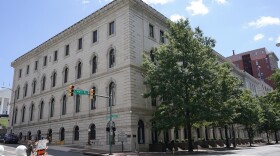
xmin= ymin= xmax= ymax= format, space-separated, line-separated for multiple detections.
xmin=16 ymin=86 xmax=20 ymax=100
xmin=75 ymin=95 xmax=80 ymax=113
xmin=149 ymin=24 xmax=154 ymax=38
xmin=92 ymin=56 xmax=97 ymax=74
xmin=51 ymin=71 xmax=57 ymax=87
xmin=109 ymin=21 xmax=115 ymax=36
xmin=74 ymin=126 xmax=79 ymax=140
xmin=65 ymin=44 xmax=70 ymax=56
xmin=64 ymin=67 xmax=69 ymax=83
xmin=109 ymin=49 xmax=115 ymax=68
xmin=78 ymin=38 xmax=83 ymax=50
xmin=19 ymin=69 xmax=22 ymax=78
xmin=54 ymin=50 xmax=58 ymax=61
xmin=32 ymin=79 xmax=37 ymax=94
xmin=30 ymin=103 xmax=34 ymax=121
xmin=93 ymin=30 xmax=98 ymax=43
xmin=24 ymin=83 xmax=28 ymax=97
xmin=39 ymin=101 xmax=44 ymax=119
xmin=41 ymin=76 xmax=46 ymax=91
xmin=43 ymin=56 xmax=48 ymax=66
xmin=109 ymin=82 xmax=116 ymax=106
xmin=22 ymin=106 xmax=26 ymax=122
xmin=62 ymin=95 xmax=67 ymax=115
xmin=50 ymin=98 xmax=55 ymax=117
xmin=26 ymin=65 xmax=30 ymax=75
xmin=160 ymin=30 xmax=165 ymax=43
xmin=77 ymin=62 xmax=82 ymax=79
xmin=34 ymin=61 xmax=38 ymax=71
xmin=14 ymin=108 xmax=18 ymax=124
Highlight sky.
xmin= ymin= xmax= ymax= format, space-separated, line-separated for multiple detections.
xmin=0 ymin=0 xmax=280 ymax=89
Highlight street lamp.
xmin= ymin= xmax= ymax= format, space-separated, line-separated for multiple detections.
xmin=1 ymin=87 xmax=16 ymax=134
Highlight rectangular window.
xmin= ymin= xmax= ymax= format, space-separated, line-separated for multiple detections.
xmin=43 ymin=56 xmax=47 ymax=66
xmin=54 ymin=50 xmax=58 ymax=61
xmin=149 ymin=24 xmax=154 ymax=38
xmin=160 ymin=30 xmax=164 ymax=43
xmin=78 ymin=38 xmax=83 ymax=50
xmin=35 ymin=61 xmax=38 ymax=71
xmin=109 ymin=21 xmax=115 ymax=35
xmin=26 ymin=65 xmax=29 ymax=75
xmin=19 ymin=69 xmax=22 ymax=78
xmin=65 ymin=44 xmax=69 ymax=56
xmin=93 ymin=30 xmax=98 ymax=43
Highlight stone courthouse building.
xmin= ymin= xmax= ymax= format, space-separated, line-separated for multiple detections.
xmin=9 ymin=0 xmax=272 ymax=152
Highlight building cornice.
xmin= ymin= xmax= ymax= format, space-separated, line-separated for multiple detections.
xmin=11 ymin=0 xmax=168 ymax=67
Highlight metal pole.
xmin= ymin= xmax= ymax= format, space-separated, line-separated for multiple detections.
xmin=109 ymin=93 xmax=113 ymax=155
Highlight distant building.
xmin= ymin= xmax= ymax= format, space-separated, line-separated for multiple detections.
xmin=227 ymin=48 xmax=279 ymax=88
xmin=0 ymin=89 xmax=11 ymax=115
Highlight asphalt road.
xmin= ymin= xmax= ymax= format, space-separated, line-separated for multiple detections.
xmin=0 ymin=143 xmax=84 ymax=156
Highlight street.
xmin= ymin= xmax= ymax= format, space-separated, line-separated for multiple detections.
xmin=0 ymin=143 xmax=83 ymax=156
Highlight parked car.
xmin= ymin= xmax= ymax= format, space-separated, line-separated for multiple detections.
xmin=3 ymin=133 xmax=19 ymax=144
xmin=0 ymin=134 xmax=4 ymax=143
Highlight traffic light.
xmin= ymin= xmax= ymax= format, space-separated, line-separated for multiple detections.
xmin=90 ymin=88 xmax=95 ymax=99
xmin=68 ymin=85 xmax=74 ymax=97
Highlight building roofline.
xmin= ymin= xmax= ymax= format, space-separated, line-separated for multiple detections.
xmin=11 ymin=0 xmax=168 ymax=67
xmin=267 ymin=52 xmax=279 ymax=61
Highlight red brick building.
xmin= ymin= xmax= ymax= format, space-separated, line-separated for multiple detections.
xmin=227 ymin=48 xmax=278 ymax=88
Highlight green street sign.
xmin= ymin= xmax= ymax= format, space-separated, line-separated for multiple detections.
xmin=74 ymin=90 xmax=89 ymax=95
xmin=106 ymin=114 xmax=119 ymax=119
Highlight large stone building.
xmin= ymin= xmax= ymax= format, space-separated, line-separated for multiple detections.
xmin=9 ymin=0 xmax=272 ymax=152
xmin=0 ymin=88 xmax=11 ymax=115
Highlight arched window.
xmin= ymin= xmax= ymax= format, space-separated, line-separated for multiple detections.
xmin=174 ymin=127 xmax=179 ymax=141
xmin=109 ymin=82 xmax=115 ymax=106
xmin=21 ymin=106 xmax=26 ymax=122
xmin=92 ymin=56 xmax=97 ymax=74
xmin=14 ymin=108 xmax=18 ymax=124
xmin=151 ymin=122 xmax=158 ymax=143
xmin=74 ymin=126 xmax=79 ymax=140
xmin=19 ymin=132 xmax=23 ymax=140
xmin=48 ymin=129 xmax=52 ymax=142
xmin=60 ymin=127 xmax=65 ymax=141
xmin=90 ymin=124 xmax=96 ymax=140
xmin=62 ymin=95 xmax=67 ymax=115
xmin=91 ymin=86 xmax=96 ymax=110
xmin=77 ymin=61 xmax=82 ymax=79
xmin=150 ymin=50 xmax=155 ymax=62
xmin=16 ymin=86 xmax=20 ymax=100
xmin=50 ymin=98 xmax=55 ymax=117
xmin=24 ymin=83 xmax=28 ymax=97
xmin=30 ymin=103 xmax=34 ymax=121
xmin=109 ymin=49 xmax=115 ymax=68
xmin=27 ymin=131 xmax=31 ymax=140
xmin=41 ymin=75 xmax=46 ymax=91
xmin=52 ymin=72 xmax=57 ymax=87
xmin=39 ymin=101 xmax=44 ymax=119
xmin=64 ymin=67 xmax=69 ymax=83
xmin=37 ymin=130 xmax=41 ymax=140
xmin=32 ymin=79 xmax=37 ymax=94
xmin=138 ymin=120 xmax=145 ymax=144
xmin=75 ymin=95 xmax=80 ymax=113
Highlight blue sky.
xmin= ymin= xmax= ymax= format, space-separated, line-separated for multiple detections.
xmin=0 ymin=0 xmax=280 ymax=88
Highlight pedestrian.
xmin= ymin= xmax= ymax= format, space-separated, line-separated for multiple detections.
xmin=26 ymin=140 xmax=34 ymax=156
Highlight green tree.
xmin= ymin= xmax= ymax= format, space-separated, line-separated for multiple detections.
xmin=142 ymin=19 xmax=219 ymax=152
xmin=234 ymin=90 xmax=262 ymax=146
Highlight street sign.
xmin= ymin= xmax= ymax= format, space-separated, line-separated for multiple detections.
xmin=74 ymin=90 xmax=89 ymax=95
xmin=106 ymin=114 xmax=118 ymax=119
xmin=118 ymin=131 xmax=127 ymax=142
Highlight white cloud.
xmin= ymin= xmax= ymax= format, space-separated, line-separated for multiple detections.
xmin=268 ymin=37 xmax=274 ymax=41
xmin=143 ymin=0 xmax=175 ymax=5
xmin=170 ymin=14 xmax=186 ymax=22
xmin=276 ymin=36 xmax=280 ymax=43
xmin=248 ymin=16 xmax=280 ymax=28
xmin=186 ymin=0 xmax=209 ymax=16
xmin=215 ymin=0 xmax=228 ymax=5
xmin=82 ymin=0 xmax=90 ymax=4
xmin=253 ymin=33 xmax=264 ymax=41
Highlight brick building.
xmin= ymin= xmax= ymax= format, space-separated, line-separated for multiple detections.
xmin=227 ymin=48 xmax=279 ymax=88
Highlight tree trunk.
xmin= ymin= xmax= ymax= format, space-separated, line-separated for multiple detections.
xmin=232 ymin=124 xmax=236 ymax=148
xmin=186 ymin=111 xmax=193 ymax=152
xmin=247 ymin=129 xmax=252 ymax=147
xmin=275 ymin=130 xmax=278 ymax=144
xmin=225 ymin=125 xmax=230 ymax=148
xmin=213 ymin=127 xmax=216 ymax=140
xmin=266 ymin=130 xmax=270 ymax=143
